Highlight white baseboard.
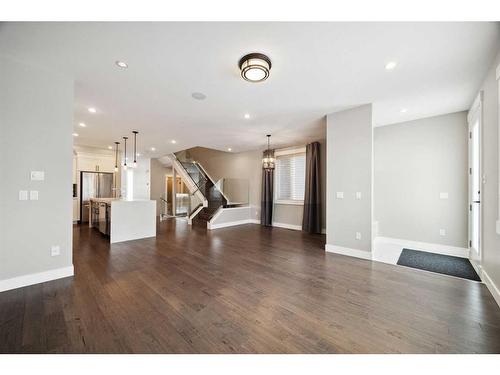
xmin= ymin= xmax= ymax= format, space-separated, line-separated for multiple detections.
xmin=481 ymin=268 xmax=500 ymax=308
xmin=209 ymin=219 xmax=259 ymax=230
xmin=325 ymin=244 xmax=372 ymax=260
xmin=376 ymin=236 xmax=469 ymax=258
xmin=0 ymin=265 xmax=74 ymax=293
xmin=272 ymin=222 xmax=302 ymax=231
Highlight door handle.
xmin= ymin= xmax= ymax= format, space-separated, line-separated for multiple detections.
xmin=472 ymin=200 xmax=480 ymax=203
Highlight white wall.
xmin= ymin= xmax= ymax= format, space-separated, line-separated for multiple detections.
xmin=374 ymin=112 xmax=468 ymax=248
xmin=120 ymin=157 xmax=151 ymax=200
xmin=0 ymin=56 xmax=74 ymax=290
xmin=326 ymin=105 xmax=373 ymax=255
xmin=477 ymin=49 xmax=500 ymax=305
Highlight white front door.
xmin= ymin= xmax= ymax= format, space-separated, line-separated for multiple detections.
xmin=468 ymin=94 xmax=482 ymax=264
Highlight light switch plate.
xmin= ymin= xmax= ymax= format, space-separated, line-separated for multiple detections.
xmin=356 ymin=192 xmax=362 ymax=200
xmin=30 ymin=190 xmax=39 ymax=200
xmin=355 ymin=232 xmax=362 ymax=240
xmin=439 ymin=192 xmax=449 ymax=199
xmin=19 ymin=190 xmax=28 ymax=201
xmin=30 ymin=171 xmax=45 ymax=181
xmin=439 ymin=229 xmax=446 ymax=236
xmin=336 ymin=192 xmax=344 ymax=199
xmin=51 ymin=245 xmax=60 ymax=256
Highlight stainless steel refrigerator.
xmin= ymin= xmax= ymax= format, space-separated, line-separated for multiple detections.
xmin=79 ymin=171 xmax=114 ymax=223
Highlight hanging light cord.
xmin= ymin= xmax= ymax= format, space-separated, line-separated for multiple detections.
xmin=123 ymin=137 xmax=128 ymax=166
xmin=132 ymin=131 xmax=138 ymax=164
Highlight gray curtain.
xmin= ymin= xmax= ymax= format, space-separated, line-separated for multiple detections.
xmin=261 ymin=150 xmax=274 ymax=226
xmin=302 ymin=142 xmax=321 ymax=233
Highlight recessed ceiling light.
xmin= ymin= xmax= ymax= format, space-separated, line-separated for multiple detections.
xmin=151 ymin=147 xmax=156 ymax=151
xmin=88 ymin=107 xmax=97 ymax=113
xmin=108 ymin=145 xmax=113 ymax=150
xmin=239 ymin=53 xmax=272 ymax=82
xmin=400 ymin=108 xmax=408 ymax=113
xmin=227 ymin=148 xmax=232 ymax=152
xmin=385 ymin=61 xmax=397 ymax=70
xmin=137 ymin=153 xmax=141 ymax=157
xmin=79 ymin=122 xmax=86 ymax=127
xmin=72 ymin=133 xmax=79 ymax=137
xmin=115 ymin=60 xmax=128 ymax=69
xmin=191 ymin=92 xmax=206 ymax=100
xmin=171 ymin=140 xmax=177 ymax=144
xmin=244 ymin=113 xmax=250 ymax=119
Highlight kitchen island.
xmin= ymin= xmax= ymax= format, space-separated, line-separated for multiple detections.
xmin=89 ymin=198 xmax=156 ymax=243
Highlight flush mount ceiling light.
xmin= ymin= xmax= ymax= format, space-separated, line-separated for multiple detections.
xmin=191 ymin=92 xmax=206 ymax=100
xmin=227 ymin=148 xmax=232 ymax=152
xmin=171 ymin=140 xmax=177 ymax=144
xmin=239 ymin=53 xmax=271 ymax=83
xmin=88 ymin=107 xmax=97 ymax=113
xmin=151 ymin=147 xmax=156 ymax=151
xmin=115 ymin=60 xmax=128 ymax=69
xmin=385 ymin=61 xmax=397 ymax=70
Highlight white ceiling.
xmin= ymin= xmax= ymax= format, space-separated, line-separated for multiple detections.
xmin=0 ymin=22 xmax=498 ymax=157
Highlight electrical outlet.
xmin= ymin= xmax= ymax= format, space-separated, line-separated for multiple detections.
xmin=51 ymin=245 xmax=60 ymax=257
xmin=336 ymin=192 xmax=344 ymax=199
xmin=439 ymin=229 xmax=446 ymax=236
xmin=355 ymin=232 xmax=362 ymax=240
xmin=30 ymin=190 xmax=39 ymax=200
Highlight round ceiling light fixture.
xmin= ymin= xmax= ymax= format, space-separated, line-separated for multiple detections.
xmin=239 ymin=53 xmax=271 ymax=83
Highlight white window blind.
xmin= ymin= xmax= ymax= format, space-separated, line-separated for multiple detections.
xmin=275 ymin=151 xmax=306 ymax=202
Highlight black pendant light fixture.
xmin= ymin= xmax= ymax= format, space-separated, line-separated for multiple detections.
xmin=114 ymin=141 xmax=120 ymax=172
xmin=122 ymin=136 xmax=128 ymax=170
xmin=132 ymin=130 xmax=138 ymax=168
xmin=262 ymin=134 xmax=275 ymax=170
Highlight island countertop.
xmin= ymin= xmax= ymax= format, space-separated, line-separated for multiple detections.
xmin=89 ymin=198 xmax=156 ymax=243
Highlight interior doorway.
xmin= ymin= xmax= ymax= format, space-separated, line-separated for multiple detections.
xmin=468 ymin=93 xmax=483 ymax=267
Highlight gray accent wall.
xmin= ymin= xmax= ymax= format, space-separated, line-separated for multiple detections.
xmin=374 ymin=112 xmax=468 ymax=247
xmin=0 ymin=56 xmax=74 ymax=281
xmin=326 ymin=105 xmax=373 ymax=252
xmin=186 ymin=147 xmax=263 ymax=221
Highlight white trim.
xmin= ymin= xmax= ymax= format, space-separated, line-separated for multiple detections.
xmin=325 ymin=244 xmax=372 ymax=260
xmin=482 ymin=269 xmax=500 ymax=308
xmin=274 ymin=146 xmax=306 ymax=157
xmin=274 ymin=200 xmax=304 ymax=206
xmin=272 ymin=222 xmax=302 ymax=231
xmin=209 ymin=219 xmax=259 ymax=230
xmin=495 ymin=63 xmax=500 ymax=80
xmin=375 ymin=236 xmax=469 ymax=258
xmin=496 ymin=220 xmax=500 ymax=235
xmin=0 ymin=265 xmax=74 ymax=293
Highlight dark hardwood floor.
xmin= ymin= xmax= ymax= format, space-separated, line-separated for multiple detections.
xmin=1 ymin=219 xmax=500 ymax=353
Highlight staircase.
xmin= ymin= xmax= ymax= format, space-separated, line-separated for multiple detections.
xmin=170 ymin=154 xmax=227 ymax=228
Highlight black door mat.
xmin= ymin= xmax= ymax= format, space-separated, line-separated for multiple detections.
xmin=397 ymin=248 xmax=481 ymax=282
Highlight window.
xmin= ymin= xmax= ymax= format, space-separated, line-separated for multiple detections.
xmin=275 ymin=148 xmax=306 ymax=204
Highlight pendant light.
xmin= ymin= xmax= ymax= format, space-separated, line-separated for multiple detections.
xmin=122 ymin=136 xmax=128 ymax=170
xmin=114 ymin=141 xmax=120 ymax=172
xmin=262 ymin=134 xmax=275 ymax=170
xmin=132 ymin=130 xmax=138 ymax=168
